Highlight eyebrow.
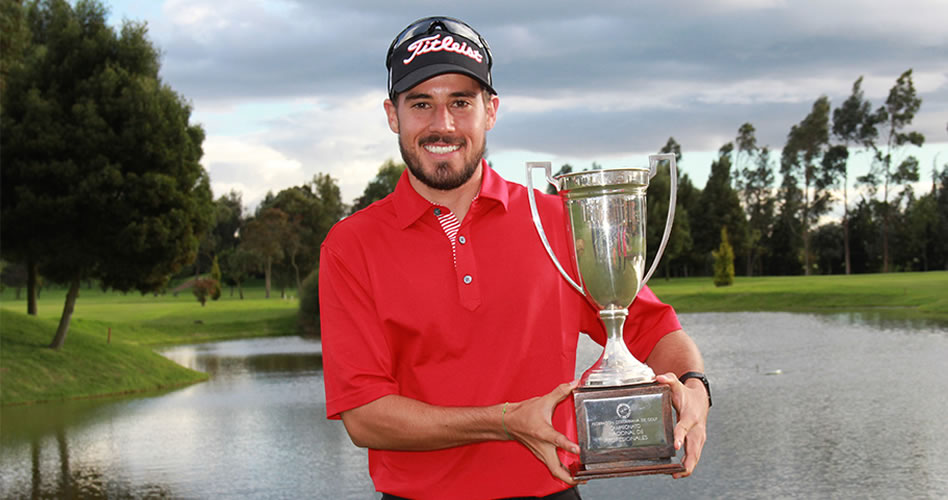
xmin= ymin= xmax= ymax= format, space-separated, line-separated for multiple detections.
xmin=403 ymin=90 xmax=479 ymax=102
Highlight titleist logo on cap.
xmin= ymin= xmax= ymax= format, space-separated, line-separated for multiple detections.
xmin=403 ymin=34 xmax=484 ymax=65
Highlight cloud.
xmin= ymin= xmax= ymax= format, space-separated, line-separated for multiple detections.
xmin=206 ymin=91 xmax=399 ymax=204
xmin=106 ymin=0 xmax=947 ymax=204
xmin=202 ymin=136 xmax=307 ymax=209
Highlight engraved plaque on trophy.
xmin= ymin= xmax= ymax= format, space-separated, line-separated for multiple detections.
xmin=527 ymin=154 xmax=685 ymax=479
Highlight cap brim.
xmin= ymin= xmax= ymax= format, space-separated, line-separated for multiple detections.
xmin=391 ymin=63 xmax=496 ymax=96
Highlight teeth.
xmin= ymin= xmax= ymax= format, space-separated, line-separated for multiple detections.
xmin=424 ymin=144 xmax=460 ymax=154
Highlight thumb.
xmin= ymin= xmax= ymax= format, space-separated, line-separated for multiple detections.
xmin=549 ymin=380 xmax=579 ymax=404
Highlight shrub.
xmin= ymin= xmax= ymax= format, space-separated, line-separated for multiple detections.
xmin=192 ymin=278 xmax=220 ymax=306
xmin=210 ymin=255 xmax=223 ymax=300
xmin=298 ymin=269 xmax=320 ymax=337
xmin=712 ymin=227 xmax=735 ymax=287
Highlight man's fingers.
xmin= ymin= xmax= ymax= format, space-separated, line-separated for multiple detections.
xmin=549 ymin=379 xmax=579 ymax=404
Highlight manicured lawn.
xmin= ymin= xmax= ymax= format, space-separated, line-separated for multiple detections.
xmin=648 ymin=271 xmax=948 ymax=323
xmin=1 ymin=282 xmax=301 ymax=405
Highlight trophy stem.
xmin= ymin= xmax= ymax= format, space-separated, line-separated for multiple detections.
xmin=580 ymin=308 xmax=656 ymax=387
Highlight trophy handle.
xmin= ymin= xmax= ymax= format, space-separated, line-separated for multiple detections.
xmin=526 ymin=162 xmax=585 ymax=296
xmin=642 ymin=154 xmax=678 ymax=285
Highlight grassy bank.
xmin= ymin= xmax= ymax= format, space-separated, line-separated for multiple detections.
xmin=1 ymin=282 xmax=299 ymax=405
xmin=648 ymin=271 xmax=948 ymax=323
xmin=0 ymin=312 xmax=209 ymax=405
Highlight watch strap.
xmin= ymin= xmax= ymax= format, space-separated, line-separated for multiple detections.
xmin=679 ymin=371 xmax=712 ymax=408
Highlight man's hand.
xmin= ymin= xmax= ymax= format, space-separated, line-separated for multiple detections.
xmin=503 ymin=380 xmax=582 ymax=485
xmin=655 ymin=372 xmax=709 ymax=479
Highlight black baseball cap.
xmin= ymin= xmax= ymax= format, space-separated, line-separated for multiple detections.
xmin=386 ymin=16 xmax=496 ymax=99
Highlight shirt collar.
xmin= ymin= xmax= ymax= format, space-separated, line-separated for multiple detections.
xmin=393 ymin=159 xmax=509 ymax=229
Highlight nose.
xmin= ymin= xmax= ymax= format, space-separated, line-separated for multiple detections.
xmin=430 ymin=104 xmax=456 ymax=133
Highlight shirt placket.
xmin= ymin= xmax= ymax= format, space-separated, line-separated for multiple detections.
xmin=431 ymin=205 xmax=481 ymax=311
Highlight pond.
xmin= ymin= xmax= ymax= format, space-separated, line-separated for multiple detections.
xmin=1 ymin=313 xmax=946 ymax=499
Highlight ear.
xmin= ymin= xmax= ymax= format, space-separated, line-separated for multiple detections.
xmin=485 ymin=95 xmax=500 ymax=131
xmin=383 ymin=98 xmax=399 ymax=133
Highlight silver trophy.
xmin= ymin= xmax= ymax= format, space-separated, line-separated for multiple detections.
xmin=526 ymin=154 xmax=683 ymax=479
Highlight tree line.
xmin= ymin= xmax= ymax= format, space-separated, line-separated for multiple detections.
xmin=640 ymin=70 xmax=946 ymax=279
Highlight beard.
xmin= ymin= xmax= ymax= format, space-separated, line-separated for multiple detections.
xmin=399 ymin=133 xmax=485 ymax=191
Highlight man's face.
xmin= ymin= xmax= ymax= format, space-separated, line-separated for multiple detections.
xmin=384 ymin=73 xmax=499 ymax=191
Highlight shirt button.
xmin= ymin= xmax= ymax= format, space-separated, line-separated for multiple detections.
xmin=463 ymin=275 xmax=473 ymax=284
xmin=458 ymin=235 xmax=467 ymax=244
xmin=433 ymin=208 xmax=442 ymax=216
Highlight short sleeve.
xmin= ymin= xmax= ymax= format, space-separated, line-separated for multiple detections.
xmin=320 ymin=238 xmax=400 ymax=420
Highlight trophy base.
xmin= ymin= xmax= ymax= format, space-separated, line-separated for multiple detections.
xmin=572 ymin=383 xmax=684 ymax=480
xmin=570 ymin=459 xmax=685 ymax=480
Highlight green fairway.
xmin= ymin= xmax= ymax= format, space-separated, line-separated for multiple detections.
xmin=648 ymin=271 xmax=948 ymax=323
xmin=1 ymin=282 xmax=301 ymax=405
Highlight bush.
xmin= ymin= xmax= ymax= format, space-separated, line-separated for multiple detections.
xmin=712 ymin=227 xmax=735 ymax=287
xmin=298 ymin=269 xmax=320 ymax=337
xmin=210 ymin=256 xmax=223 ymax=300
xmin=192 ymin=278 xmax=220 ymax=306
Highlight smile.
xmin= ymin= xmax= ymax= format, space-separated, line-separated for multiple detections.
xmin=424 ymin=144 xmax=461 ymax=154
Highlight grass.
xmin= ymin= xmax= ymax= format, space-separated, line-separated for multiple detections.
xmin=647 ymin=271 xmax=948 ymax=323
xmin=1 ymin=281 xmax=300 ymax=405
xmin=0 ymin=312 xmax=208 ymax=405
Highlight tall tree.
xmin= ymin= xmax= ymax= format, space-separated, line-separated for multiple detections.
xmin=1 ymin=0 xmax=37 ymax=314
xmin=241 ymin=207 xmax=290 ymax=298
xmin=648 ymin=137 xmax=693 ymax=279
xmin=901 ymin=193 xmax=939 ymax=271
xmin=310 ymin=173 xmax=347 ymax=256
xmin=676 ymin=171 xmax=703 ymax=277
xmin=693 ymin=144 xmax=748 ymax=276
xmin=733 ymin=123 xmax=758 ymax=178
xmin=1 ymin=0 xmax=212 ymax=349
xmin=351 ymin=159 xmax=406 ymax=213
xmin=782 ymin=96 xmax=834 ymax=275
xmin=831 ymin=77 xmax=881 ymax=274
xmin=736 ymin=141 xmax=776 ymax=277
xmin=767 ymin=169 xmax=804 ymax=275
xmin=858 ymin=69 xmax=925 ymax=272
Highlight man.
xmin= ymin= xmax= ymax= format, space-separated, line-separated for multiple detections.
xmin=319 ymin=16 xmax=710 ymax=500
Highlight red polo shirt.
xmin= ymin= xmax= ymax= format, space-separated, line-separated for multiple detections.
xmin=319 ymin=161 xmax=680 ymax=499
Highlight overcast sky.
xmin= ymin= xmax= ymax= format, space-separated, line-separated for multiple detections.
xmin=106 ymin=0 xmax=948 ymax=210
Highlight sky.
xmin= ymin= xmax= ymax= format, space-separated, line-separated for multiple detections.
xmin=104 ymin=0 xmax=948 ymax=212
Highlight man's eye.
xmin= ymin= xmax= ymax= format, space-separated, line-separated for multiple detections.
xmin=453 ymin=100 xmax=471 ymax=108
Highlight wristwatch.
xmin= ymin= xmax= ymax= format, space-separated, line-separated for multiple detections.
xmin=679 ymin=371 xmax=712 ymax=408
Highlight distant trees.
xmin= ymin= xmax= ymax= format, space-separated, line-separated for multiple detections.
xmin=693 ymin=144 xmax=747 ymax=275
xmin=781 ymin=96 xmax=834 ymax=275
xmin=648 ymin=137 xmax=693 ymax=280
xmin=858 ymin=69 xmax=925 ymax=272
xmin=641 ymin=68 xmax=938 ymax=278
xmin=831 ymin=76 xmax=880 ymax=274
xmin=1 ymin=0 xmax=212 ymax=349
xmin=351 ymin=160 xmax=406 ymax=213
xmin=734 ymin=124 xmax=776 ymax=277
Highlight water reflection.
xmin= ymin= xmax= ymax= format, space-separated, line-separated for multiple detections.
xmin=577 ymin=312 xmax=948 ymax=499
xmin=1 ymin=336 xmax=372 ymax=499
xmin=2 ymin=315 xmax=947 ymax=499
